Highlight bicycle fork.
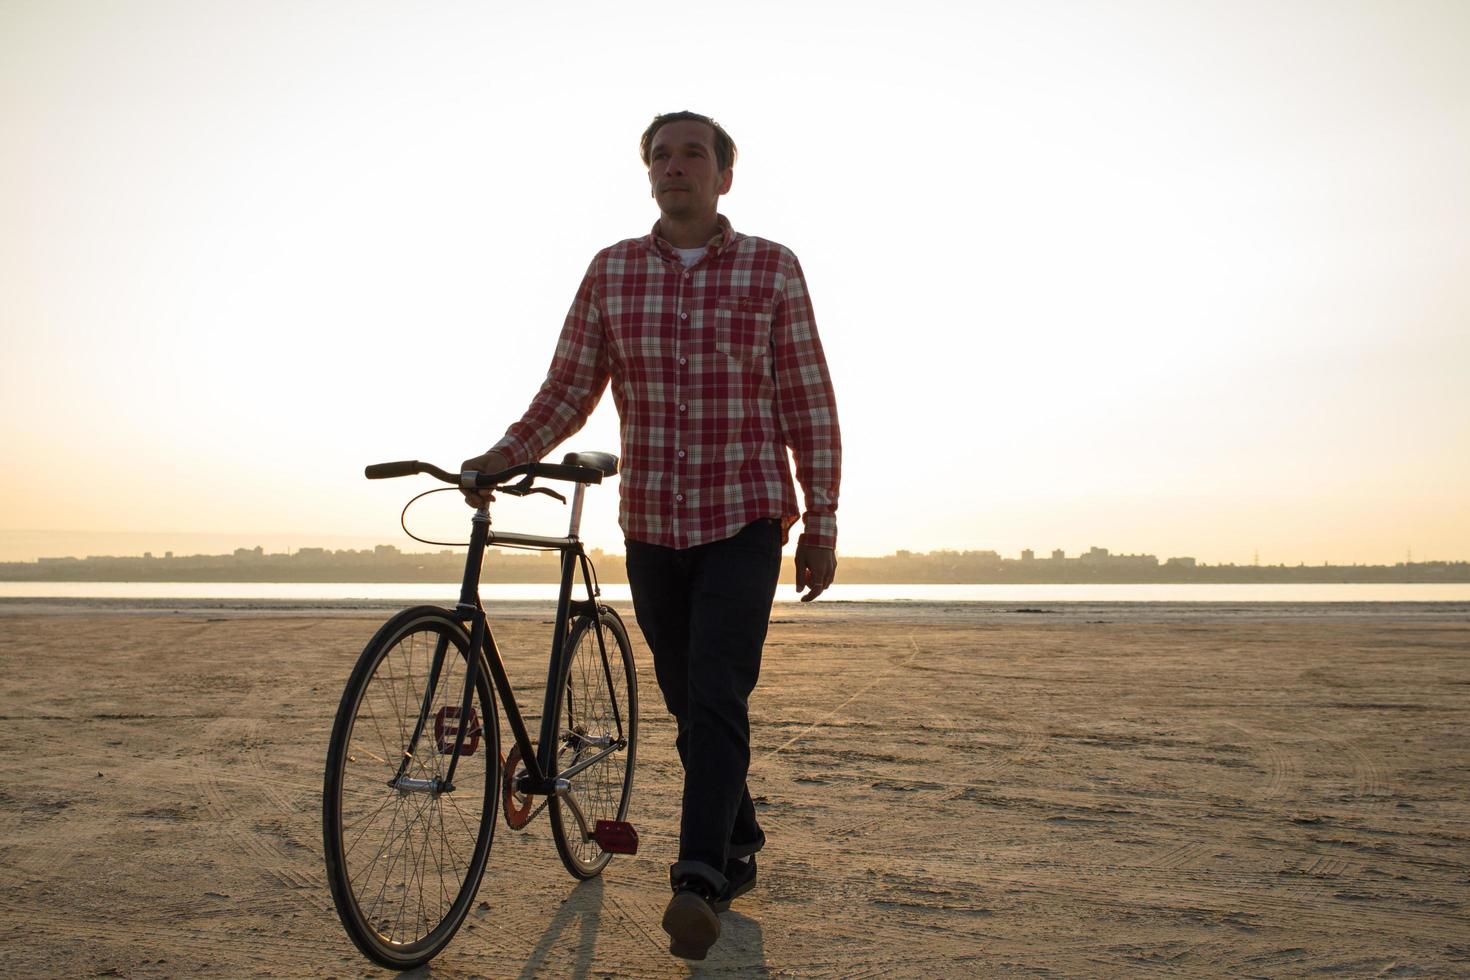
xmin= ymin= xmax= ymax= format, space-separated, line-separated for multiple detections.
xmin=388 ymin=624 xmax=480 ymax=796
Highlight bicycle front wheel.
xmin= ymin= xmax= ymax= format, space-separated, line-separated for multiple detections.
xmin=549 ymin=606 xmax=639 ymax=878
xmin=322 ymin=606 xmax=500 ymax=969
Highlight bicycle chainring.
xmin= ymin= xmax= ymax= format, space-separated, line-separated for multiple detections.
xmin=502 ymin=744 xmax=547 ymax=830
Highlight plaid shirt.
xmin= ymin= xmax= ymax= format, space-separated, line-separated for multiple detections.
xmin=491 ymin=215 xmax=841 ymax=551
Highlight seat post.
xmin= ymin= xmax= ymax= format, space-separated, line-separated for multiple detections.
xmin=567 ymin=483 xmax=586 ymax=539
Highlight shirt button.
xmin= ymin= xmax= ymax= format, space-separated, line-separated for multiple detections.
xmin=675 ymin=493 xmax=684 ymax=503
xmin=683 ymin=272 xmax=690 ymax=279
xmin=679 ymin=312 xmax=688 ymax=320
xmin=678 ymin=356 xmax=687 ymax=366
xmin=678 ymin=403 xmax=687 ymax=412
xmin=677 ymin=450 xmax=686 ymax=459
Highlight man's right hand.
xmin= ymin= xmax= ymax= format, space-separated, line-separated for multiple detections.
xmin=460 ymin=450 xmax=511 ymax=508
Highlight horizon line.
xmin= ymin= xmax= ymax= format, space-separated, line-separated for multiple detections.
xmin=4 ymin=541 xmax=1466 ymax=569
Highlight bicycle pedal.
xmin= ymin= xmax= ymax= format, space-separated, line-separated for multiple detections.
xmin=592 ymin=820 xmax=639 ymax=855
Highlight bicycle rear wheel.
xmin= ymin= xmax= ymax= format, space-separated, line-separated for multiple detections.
xmin=550 ymin=607 xmax=639 ymax=878
xmin=322 ymin=606 xmax=499 ymax=969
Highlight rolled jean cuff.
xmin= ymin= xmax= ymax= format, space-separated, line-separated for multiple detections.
xmin=670 ymin=859 xmax=727 ymax=895
xmin=727 ymin=830 xmax=766 ymax=860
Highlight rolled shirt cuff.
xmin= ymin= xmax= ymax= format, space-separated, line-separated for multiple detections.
xmin=797 ymin=513 xmax=836 ymax=551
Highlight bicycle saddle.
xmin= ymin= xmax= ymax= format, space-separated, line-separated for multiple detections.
xmin=562 ymin=451 xmax=619 ymax=477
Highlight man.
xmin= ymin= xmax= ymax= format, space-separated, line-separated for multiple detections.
xmin=462 ymin=110 xmax=840 ymax=960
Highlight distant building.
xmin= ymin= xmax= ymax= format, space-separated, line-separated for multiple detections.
xmin=375 ymin=544 xmax=400 ymax=557
xmin=1021 ymin=549 xmax=1034 ymax=562
xmin=1166 ymin=557 xmax=1196 ymax=569
xmin=234 ymin=546 xmax=264 ymax=559
xmin=1051 ymin=549 xmax=1066 ymax=561
xmin=1072 ymin=546 xmax=1158 ymax=568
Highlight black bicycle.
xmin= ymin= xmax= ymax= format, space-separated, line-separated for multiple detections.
xmin=322 ymin=452 xmax=639 ymax=970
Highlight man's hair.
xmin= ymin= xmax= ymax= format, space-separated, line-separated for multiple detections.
xmin=640 ymin=111 xmax=738 ymax=172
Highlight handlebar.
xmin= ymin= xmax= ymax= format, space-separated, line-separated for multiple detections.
xmin=363 ymin=459 xmax=605 ymax=489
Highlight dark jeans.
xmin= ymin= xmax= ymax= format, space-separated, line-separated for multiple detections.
xmin=625 ymin=518 xmax=783 ymax=893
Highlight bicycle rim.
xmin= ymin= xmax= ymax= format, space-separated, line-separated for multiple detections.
xmin=323 ymin=608 xmax=499 ymax=968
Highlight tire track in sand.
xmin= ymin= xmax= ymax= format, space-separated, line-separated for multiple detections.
xmin=1218 ymin=720 xmax=1298 ymax=804
xmin=751 ymin=634 xmax=922 ymax=770
xmin=190 ymin=715 xmax=326 ymax=912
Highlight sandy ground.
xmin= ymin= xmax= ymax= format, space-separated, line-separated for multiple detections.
xmin=1 ymin=604 xmax=1468 ymax=977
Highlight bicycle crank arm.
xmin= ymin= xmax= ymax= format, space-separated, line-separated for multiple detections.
xmin=554 ymin=778 xmax=592 ymax=841
xmin=552 ymin=781 xmax=640 ymax=854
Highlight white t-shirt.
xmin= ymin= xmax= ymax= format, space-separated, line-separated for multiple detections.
xmin=674 ymin=247 xmax=705 ymax=268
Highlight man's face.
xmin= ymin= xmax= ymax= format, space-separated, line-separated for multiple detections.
xmin=647 ymin=120 xmax=732 ymax=222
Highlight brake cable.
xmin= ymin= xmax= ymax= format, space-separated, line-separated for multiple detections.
xmin=399 ymin=478 xmax=567 ymax=548
xmin=400 ymin=487 xmax=472 ymax=547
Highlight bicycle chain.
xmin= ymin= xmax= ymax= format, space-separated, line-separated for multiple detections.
xmin=517 ymin=795 xmax=553 ymax=829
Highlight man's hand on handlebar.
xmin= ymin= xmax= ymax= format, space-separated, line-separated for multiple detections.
xmin=460 ymin=450 xmax=510 ymax=508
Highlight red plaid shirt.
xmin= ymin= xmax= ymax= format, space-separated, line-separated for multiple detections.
xmin=491 ymin=215 xmax=841 ymax=551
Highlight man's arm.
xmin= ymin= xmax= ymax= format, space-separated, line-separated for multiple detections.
xmin=771 ymin=252 xmax=841 ymax=601
xmin=462 ymin=262 xmax=610 ymax=506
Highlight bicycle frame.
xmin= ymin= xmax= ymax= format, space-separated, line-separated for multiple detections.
xmin=391 ymin=479 xmax=629 ymax=803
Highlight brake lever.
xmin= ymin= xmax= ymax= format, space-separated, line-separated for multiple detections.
xmin=496 ymin=477 xmax=566 ymax=505
xmin=496 ymin=474 xmax=537 ymax=497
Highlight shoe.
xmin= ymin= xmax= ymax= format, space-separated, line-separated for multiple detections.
xmin=662 ymin=879 xmax=720 ymax=960
xmin=714 ymin=854 xmax=756 ymax=913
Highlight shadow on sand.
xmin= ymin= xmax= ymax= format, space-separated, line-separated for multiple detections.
xmin=397 ymin=876 xmax=767 ymax=977
xmin=514 ymin=877 xmax=609 ymax=979
xmin=686 ymin=909 xmax=766 ymax=976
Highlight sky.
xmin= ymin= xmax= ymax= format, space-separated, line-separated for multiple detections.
xmin=2 ymin=0 xmax=1468 ymax=565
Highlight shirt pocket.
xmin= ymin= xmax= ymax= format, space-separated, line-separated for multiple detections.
xmin=714 ymin=296 xmax=774 ymax=363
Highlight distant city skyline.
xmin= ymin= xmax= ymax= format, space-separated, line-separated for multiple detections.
xmin=7 ymin=538 xmax=1466 ymax=588
xmin=0 ymin=529 xmax=1462 ymax=569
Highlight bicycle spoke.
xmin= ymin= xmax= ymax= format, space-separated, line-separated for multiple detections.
xmin=364 ymin=794 xmax=426 ymax=895
xmin=361 ymin=676 xmax=398 ymax=778
xmin=440 ymin=787 xmax=480 ymax=838
xmin=341 ymin=793 xmax=403 ymax=859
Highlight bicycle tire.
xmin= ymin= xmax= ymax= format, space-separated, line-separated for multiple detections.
xmin=549 ymin=606 xmax=639 ymax=879
xmin=322 ymin=606 xmax=500 ymax=969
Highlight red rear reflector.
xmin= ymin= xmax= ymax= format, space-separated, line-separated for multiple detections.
xmin=592 ymin=820 xmax=639 ymax=854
